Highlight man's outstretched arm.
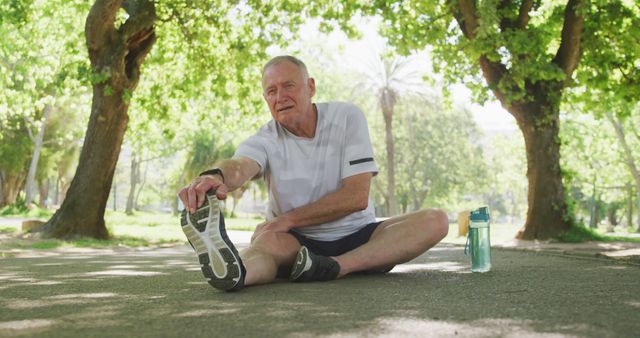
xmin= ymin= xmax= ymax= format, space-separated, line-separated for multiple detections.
xmin=178 ymin=156 xmax=260 ymax=213
xmin=252 ymin=172 xmax=373 ymax=239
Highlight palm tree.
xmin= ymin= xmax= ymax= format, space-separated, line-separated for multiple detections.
xmin=350 ymin=50 xmax=434 ymax=216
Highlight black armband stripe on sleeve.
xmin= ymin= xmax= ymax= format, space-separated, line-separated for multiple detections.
xmin=349 ymin=157 xmax=374 ymax=166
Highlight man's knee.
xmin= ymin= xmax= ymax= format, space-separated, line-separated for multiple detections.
xmin=250 ymin=230 xmax=299 ymax=261
xmin=416 ymin=208 xmax=449 ymax=242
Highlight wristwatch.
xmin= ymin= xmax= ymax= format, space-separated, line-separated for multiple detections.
xmin=199 ymin=168 xmax=224 ymax=183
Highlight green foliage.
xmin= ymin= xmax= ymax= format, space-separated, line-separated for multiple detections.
xmin=576 ymin=1 xmax=640 ymax=112
xmin=393 ymin=103 xmax=487 ymax=211
xmin=88 ymin=69 xmax=111 ymax=85
xmin=561 ymin=111 xmax=635 ymax=226
xmin=105 ymin=210 xmax=176 ymax=228
xmin=0 ymin=0 xmax=34 ymax=26
xmin=0 ymin=116 xmax=32 ymax=173
xmin=556 ymin=223 xmax=607 ymax=242
xmin=30 ymin=240 xmax=62 ymax=249
xmin=0 ymin=200 xmax=53 ymax=218
xmin=0 ymin=0 xmax=90 ymax=206
xmin=0 ymin=197 xmax=28 ymax=215
xmin=1 ymin=236 xmax=181 ymax=250
xmin=483 ymin=132 xmax=527 ymax=220
xmin=0 ymin=226 xmax=17 ymax=233
xmin=182 ymin=129 xmax=236 ymax=181
xmin=554 ymin=222 xmax=640 ymax=243
xmin=380 ymin=0 xmax=570 ymax=104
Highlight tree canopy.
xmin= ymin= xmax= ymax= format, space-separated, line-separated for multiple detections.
xmin=1 ymin=0 xmax=638 ymax=239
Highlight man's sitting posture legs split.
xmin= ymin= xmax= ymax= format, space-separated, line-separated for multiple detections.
xmin=178 ymin=55 xmax=449 ymax=291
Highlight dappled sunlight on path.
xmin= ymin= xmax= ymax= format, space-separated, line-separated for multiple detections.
xmin=1 ymin=243 xmax=639 ymax=337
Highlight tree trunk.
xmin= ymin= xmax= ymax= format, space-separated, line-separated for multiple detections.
xmin=42 ymin=0 xmax=156 ymax=239
xmin=409 ymin=185 xmax=428 ymax=213
xmin=134 ymin=157 xmax=148 ymax=209
xmin=228 ymin=185 xmax=247 ymax=217
xmin=25 ymin=104 xmax=53 ymax=208
xmin=125 ymin=152 xmax=139 ymax=215
xmin=53 ymin=176 xmax=60 ymax=206
xmin=636 ymin=188 xmax=640 ymax=232
xmin=627 ymin=183 xmax=634 ymax=229
xmin=512 ymin=97 xmax=572 ymax=240
xmin=1 ymin=171 xmax=25 ymax=207
xmin=381 ymin=95 xmax=399 ymax=216
xmin=589 ymin=176 xmax=598 ymax=228
xmin=607 ymin=204 xmax=618 ymax=226
xmin=54 ymin=176 xmax=71 ymax=207
xmin=38 ymin=178 xmax=50 ymax=208
xmin=0 ymin=172 xmax=4 ymax=207
xmin=607 ymin=114 xmax=640 ymax=231
xmin=452 ymin=0 xmax=583 ymax=240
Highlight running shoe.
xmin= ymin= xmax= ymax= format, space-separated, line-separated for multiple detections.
xmin=180 ymin=191 xmax=245 ymax=291
xmin=290 ymin=246 xmax=340 ymax=282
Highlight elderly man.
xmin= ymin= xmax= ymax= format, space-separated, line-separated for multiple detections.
xmin=178 ymin=55 xmax=448 ymax=291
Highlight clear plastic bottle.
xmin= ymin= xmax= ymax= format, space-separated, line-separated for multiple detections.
xmin=468 ymin=207 xmax=491 ymax=273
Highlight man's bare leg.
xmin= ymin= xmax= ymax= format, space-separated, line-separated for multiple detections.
xmin=240 ymin=231 xmax=301 ymax=286
xmin=333 ymin=209 xmax=449 ymax=277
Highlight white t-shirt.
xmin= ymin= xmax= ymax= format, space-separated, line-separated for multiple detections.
xmin=234 ymin=102 xmax=378 ymax=241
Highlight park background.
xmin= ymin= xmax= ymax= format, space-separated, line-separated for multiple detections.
xmin=1 ymin=0 xmax=639 ymax=248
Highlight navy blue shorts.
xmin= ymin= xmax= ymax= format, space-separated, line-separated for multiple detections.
xmin=289 ymin=221 xmax=383 ymax=257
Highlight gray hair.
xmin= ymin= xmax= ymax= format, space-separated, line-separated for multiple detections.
xmin=262 ymin=55 xmax=309 ymax=80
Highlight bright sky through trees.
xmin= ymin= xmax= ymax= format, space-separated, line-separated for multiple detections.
xmin=267 ymin=17 xmax=518 ymax=133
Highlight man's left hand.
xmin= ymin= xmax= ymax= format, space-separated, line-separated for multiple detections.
xmin=251 ymin=216 xmax=295 ymax=242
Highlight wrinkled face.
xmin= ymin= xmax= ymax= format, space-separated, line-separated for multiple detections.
xmin=262 ymin=61 xmax=315 ymax=129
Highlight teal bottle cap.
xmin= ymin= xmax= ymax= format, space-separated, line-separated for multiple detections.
xmin=469 ymin=206 xmax=490 ymax=222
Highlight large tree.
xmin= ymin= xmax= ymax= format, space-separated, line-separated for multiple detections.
xmin=314 ymin=0 xmax=594 ymax=239
xmin=42 ymin=0 xmax=307 ymax=238
xmin=393 ymin=0 xmax=585 ymax=239
xmin=43 ymin=0 xmax=157 ymax=238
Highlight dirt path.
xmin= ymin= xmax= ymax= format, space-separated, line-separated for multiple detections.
xmin=1 ymin=242 xmax=639 ymax=337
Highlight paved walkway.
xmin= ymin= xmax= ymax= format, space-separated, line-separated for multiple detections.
xmin=1 ymin=231 xmax=639 ymax=337
xmin=495 ymin=238 xmax=640 ymax=265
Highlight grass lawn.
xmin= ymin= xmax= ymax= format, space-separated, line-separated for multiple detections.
xmin=0 ymin=210 xmax=263 ymax=250
xmin=105 ymin=210 xmax=262 ymax=243
xmin=1 ymin=209 xmax=638 ymax=251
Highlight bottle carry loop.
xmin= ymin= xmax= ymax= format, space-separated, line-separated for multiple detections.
xmin=464 ymin=230 xmax=471 ymax=255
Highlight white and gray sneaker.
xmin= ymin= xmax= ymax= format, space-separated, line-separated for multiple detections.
xmin=180 ymin=190 xmax=245 ymax=291
xmin=290 ymin=246 xmax=340 ymax=282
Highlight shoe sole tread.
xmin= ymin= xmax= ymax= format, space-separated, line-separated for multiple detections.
xmin=180 ymin=192 xmax=244 ymax=291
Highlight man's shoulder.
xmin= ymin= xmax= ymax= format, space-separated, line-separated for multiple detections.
xmin=240 ymin=120 xmax=277 ymax=146
xmin=320 ymin=102 xmax=365 ymax=121
xmin=253 ymin=119 xmax=278 ymax=136
xmin=321 ymin=101 xmax=362 ymax=112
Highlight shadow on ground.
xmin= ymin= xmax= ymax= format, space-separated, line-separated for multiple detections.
xmin=1 ymin=244 xmax=639 ymax=337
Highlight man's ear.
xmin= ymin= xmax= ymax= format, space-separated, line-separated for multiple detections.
xmin=308 ymin=77 xmax=316 ymax=97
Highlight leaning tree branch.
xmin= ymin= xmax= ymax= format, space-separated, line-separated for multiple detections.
xmin=518 ymin=0 xmax=535 ymax=29
xmin=23 ymin=116 xmax=36 ymax=143
xmin=451 ymin=0 xmax=510 ymax=103
xmin=607 ymin=113 xmax=640 ymax=185
xmin=498 ymin=0 xmax=533 ymax=32
xmin=553 ymin=0 xmax=584 ymax=83
xmin=85 ymin=0 xmax=122 ymax=63
xmin=117 ymin=0 xmax=156 ymax=88
xmin=454 ymin=0 xmax=480 ymax=39
xmin=120 ymin=0 xmax=155 ymax=41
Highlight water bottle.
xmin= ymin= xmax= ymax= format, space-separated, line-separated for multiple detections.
xmin=466 ymin=207 xmax=491 ymax=273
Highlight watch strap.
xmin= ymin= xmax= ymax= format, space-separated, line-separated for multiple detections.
xmin=198 ymin=168 xmax=224 ymax=183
